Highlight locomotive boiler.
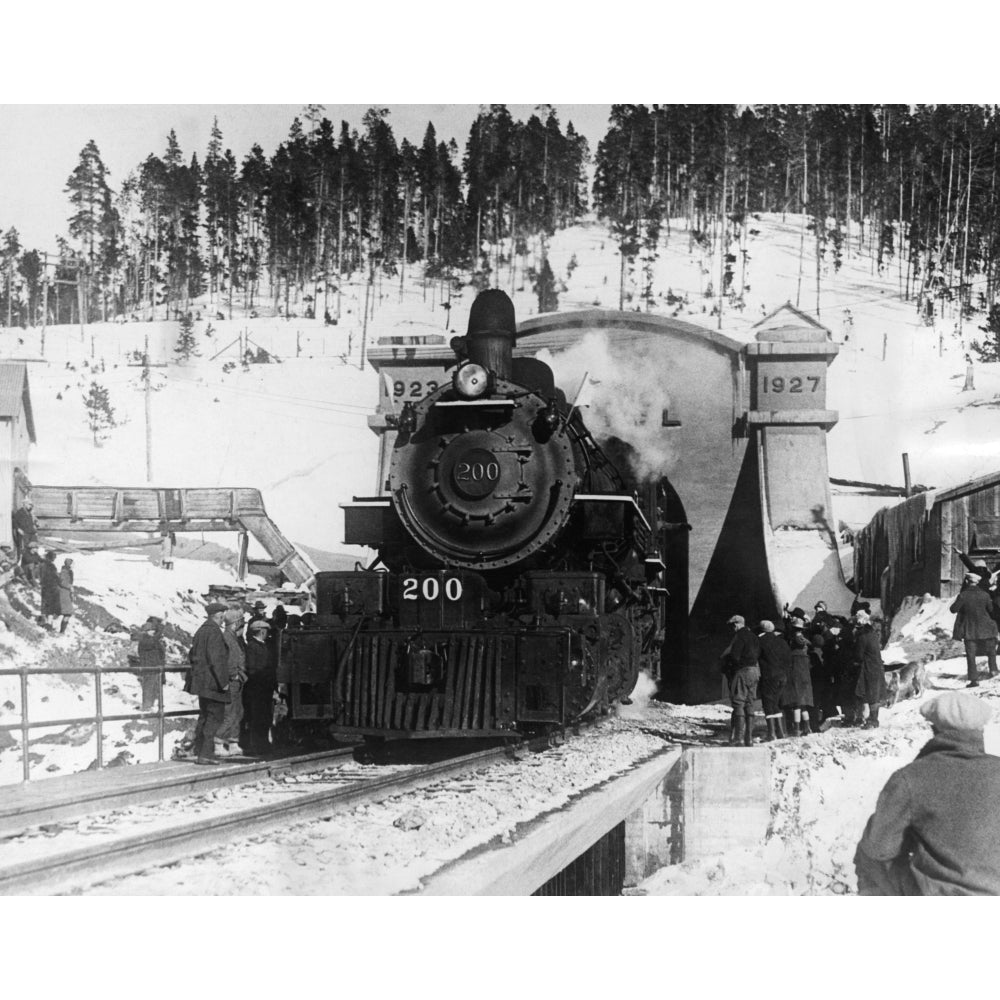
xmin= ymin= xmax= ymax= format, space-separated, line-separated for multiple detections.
xmin=278 ymin=290 xmax=667 ymax=739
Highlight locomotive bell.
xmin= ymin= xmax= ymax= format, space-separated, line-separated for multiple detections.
xmin=460 ymin=289 xmax=516 ymax=380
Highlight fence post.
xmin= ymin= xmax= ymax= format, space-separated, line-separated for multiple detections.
xmin=157 ymin=668 xmax=165 ymax=762
xmin=95 ymin=670 xmax=104 ymax=769
xmin=20 ymin=671 xmax=29 ymax=782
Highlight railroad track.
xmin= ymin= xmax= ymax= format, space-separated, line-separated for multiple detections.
xmin=0 ymin=747 xmax=360 ymax=839
xmin=0 ymin=735 xmax=554 ymax=895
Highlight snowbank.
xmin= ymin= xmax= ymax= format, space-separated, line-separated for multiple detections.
xmin=0 ymin=549 xmax=253 ymax=784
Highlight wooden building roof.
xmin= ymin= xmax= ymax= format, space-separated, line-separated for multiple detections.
xmin=0 ymin=363 xmax=36 ymax=442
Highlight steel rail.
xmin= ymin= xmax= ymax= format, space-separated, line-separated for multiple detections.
xmin=0 ymin=747 xmax=359 ymax=839
xmin=0 ymin=736 xmax=547 ymax=896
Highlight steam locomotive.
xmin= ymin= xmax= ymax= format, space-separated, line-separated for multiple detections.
xmin=277 ymin=290 xmax=667 ymax=740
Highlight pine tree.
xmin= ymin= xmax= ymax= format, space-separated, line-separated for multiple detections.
xmin=1 ymin=227 xmax=21 ymax=327
xmin=65 ymin=140 xmax=113 ymax=321
xmin=239 ymin=145 xmax=269 ymax=312
xmin=532 ymin=256 xmax=559 ymax=313
xmin=174 ymin=311 xmax=200 ymax=361
xmin=83 ymin=380 xmax=117 ymax=446
xmin=18 ymin=249 xmax=42 ymax=326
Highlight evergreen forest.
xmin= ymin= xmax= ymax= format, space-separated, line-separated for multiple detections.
xmin=2 ymin=104 xmax=1000 ymax=338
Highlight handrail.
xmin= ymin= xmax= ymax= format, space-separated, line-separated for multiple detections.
xmin=0 ymin=665 xmax=198 ymax=782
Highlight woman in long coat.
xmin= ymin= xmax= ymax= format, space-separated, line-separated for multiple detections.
xmin=784 ymin=622 xmax=815 ymax=736
xmin=57 ymin=558 xmax=74 ymax=633
xmin=39 ymin=550 xmax=61 ymax=626
xmin=853 ymin=610 xmax=886 ymax=728
xmin=757 ymin=621 xmax=790 ymax=740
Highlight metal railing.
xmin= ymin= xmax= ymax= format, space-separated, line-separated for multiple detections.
xmin=0 ymin=665 xmax=198 ymax=782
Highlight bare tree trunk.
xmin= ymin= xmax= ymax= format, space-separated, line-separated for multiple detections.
xmin=797 ymin=133 xmax=808 ymax=308
xmin=399 ymin=184 xmax=410 ymax=302
xmin=422 ymin=196 xmax=430 ymax=302
xmin=959 ymin=139 xmax=973 ymax=344
xmin=945 ymin=136 xmax=956 ymax=310
xmin=846 ymin=136 xmax=852 ymax=256
xmin=815 ymin=139 xmax=822 ymax=317
xmin=859 ymin=116 xmax=866 ymax=253
xmin=718 ymin=123 xmax=728 ymax=329
xmin=336 ymin=172 xmax=345 ymax=321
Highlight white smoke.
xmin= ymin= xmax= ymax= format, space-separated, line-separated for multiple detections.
xmin=535 ymin=331 xmax=676 ymax=482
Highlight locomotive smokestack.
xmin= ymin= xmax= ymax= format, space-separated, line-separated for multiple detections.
xmin=462 ymin=289 xmax=516 ymax=380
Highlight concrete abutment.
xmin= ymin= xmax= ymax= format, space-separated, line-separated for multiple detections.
xmin=417 ymin=746 xmax=771 ymax=895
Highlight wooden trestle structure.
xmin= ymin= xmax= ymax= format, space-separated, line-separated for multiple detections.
xmin=29 ymin=485 xmax=315 ymax=587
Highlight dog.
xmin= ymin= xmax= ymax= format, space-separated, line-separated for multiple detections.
xmin=883 ymin=653 xmax=934 ymax=707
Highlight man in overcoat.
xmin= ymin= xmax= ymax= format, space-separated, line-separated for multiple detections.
xmin=242 ymin=619 xmax=276 ymax=755
xmin=950 ymin=572 xmax=999 ymax=686
xmin=215 ymin=609 xmax=247 ymax=756
xmin=720 ymin=614 xmax=761 ymax=746
xmin=855 ymin=690 xmax=1000 ymax=894
xmin=852 ymin=609 xmax=885 ymax=728
xmin=137 ymin=615 xmax=166 ymax=711
xmin=11 ymin=499 xmax=37 ymax=560
xmin=188 ymin=602 xmax=230 ymax=765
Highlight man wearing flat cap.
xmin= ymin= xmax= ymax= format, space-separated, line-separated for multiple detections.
xmin=186 ymin=602 xmax=231 ymax=765
xmin=720 ymin=614 xmax=761 ymax=746
xmin=855 ymin=691 xmax=1000 ymax=894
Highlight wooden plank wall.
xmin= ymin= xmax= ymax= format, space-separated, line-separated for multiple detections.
xmin=853 ymin=491 xmax=934 ymax=616
xmin=940 ymin=484 xmax=1000 ymax=598
xmin=855 ymin=483 xmax=1000 ymax=614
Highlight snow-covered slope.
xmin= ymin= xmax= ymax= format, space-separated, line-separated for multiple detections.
xmin=6 ymin=213 xmax=993 ymax=562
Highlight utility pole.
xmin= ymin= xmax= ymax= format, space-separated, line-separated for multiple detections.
xmin=127 ymin=334 xmax=168 ymax=483
xmin=39 ymin=252 xmax=84 ymax=357
xmin=40 ymin=252 xmax=49 ymax=357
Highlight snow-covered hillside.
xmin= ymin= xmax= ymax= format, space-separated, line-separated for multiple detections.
xmin=4 ymin=213 xmax=992 ymax=562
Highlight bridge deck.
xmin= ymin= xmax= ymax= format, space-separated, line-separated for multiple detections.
xmin=30 ymin=485 xmax=315 ymax=587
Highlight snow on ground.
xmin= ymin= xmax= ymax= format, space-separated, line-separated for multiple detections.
xmin=636 ymin=594 xmax=1000 ymax=896
xmin=81 ymin=715 xmax=668 ymax=896
xmin=0 ymin=550 xmax=257 ymax=784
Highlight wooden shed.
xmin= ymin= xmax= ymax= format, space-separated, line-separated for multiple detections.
xmin=854 ymin=470 xmax=1000 ymax=617
xmin=0 ymin=363 xmax=36 ymax=547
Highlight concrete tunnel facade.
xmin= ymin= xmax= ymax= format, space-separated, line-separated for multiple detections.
xmin=365 ymin=303 xmax=846 ymax=704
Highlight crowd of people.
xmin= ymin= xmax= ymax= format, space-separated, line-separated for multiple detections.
xmin=718 ymin=579 xmax=1000 ymax=894
xmin=176 ymin=599 xmax=283 ymax=765
xmin=5 ymin=498 xmax=75 ymax=632
xmin=719 ymin=597 xmax=886 ymax=746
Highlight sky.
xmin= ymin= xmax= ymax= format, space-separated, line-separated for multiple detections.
xmin=0 ymin=104 xmax=612 ymax=251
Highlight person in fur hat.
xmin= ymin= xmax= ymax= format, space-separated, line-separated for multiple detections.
xmin=855 ymin=691 xmax=1000 ymax=894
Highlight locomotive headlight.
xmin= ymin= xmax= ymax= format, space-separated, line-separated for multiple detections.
xmin=454 ymin=362 xmax=489 ymax=399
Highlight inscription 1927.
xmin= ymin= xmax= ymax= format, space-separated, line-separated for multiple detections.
xmin=761 ymin=374 xmax=821 ymax=394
